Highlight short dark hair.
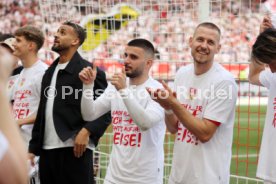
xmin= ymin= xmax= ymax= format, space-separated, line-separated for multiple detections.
xmin=252 ymin=28 xmax=276 ymax=64
xmin=196 ymin=22 xmax=221 ymax=36
xmin=0 ymin=34 xmax=14 ymax=42
xmin=14 ymin=26 xmax=44 ymax=51
xmin=127 ymin=38 xmax=155 ymax=58
xmin=63 ymin=21 xmax=86 ymax=46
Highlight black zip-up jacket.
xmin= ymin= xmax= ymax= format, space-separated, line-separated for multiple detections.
xmin=29 ymin=51 xmax=111 ymax=155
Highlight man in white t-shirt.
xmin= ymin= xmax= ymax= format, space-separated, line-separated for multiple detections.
xmin=249 ymin=17 xmax=276 ymax=184
xmin=0 ymin=46 xmax=28 ymax=184
xmin=147 ymin=22 xmax=238 ymax=184
xmin=79 ymin=39 xmax=166 ymax=184
xmin=10 ymin=26 xmax=48 ymax=144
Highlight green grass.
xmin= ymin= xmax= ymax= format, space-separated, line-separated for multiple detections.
xmin=230 ymin=105 xmax=266 ymax=182
xmin=96 ymin=105 xmax=267 ymax=183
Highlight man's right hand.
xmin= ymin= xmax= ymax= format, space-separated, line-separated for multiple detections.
xmin=28 ymin=153 xmax=36 ymax=167
xmin=260 ymin=16 xmax=273 ymax=33
xmin=79 ymin=65 xmax=97 ymax=85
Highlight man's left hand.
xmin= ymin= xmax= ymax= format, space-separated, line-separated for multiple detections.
xmin=74 ymin=128 xmax=90 ymax=158
xmin=146 ymin=81 xmax=177 ymax=110
xmin=110 ymin=67 xmax=127 ymax=90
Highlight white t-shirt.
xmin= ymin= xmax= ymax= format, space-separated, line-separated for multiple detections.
xmin=257 ymin=70 xmax=276 ymax=182
xmin=43 ymin=62 xmax=94 ymax=150
xmin=168 ymin=63 xmax=237 ymax=184
xmin=43 ymin=62 xmax=70 ymax=149
xmin=0 ymin=131 xmax=8 ymax=161
xmin=7 ymin=74 xmax=20 ymax=100
xmin=81 ymin=77 xmax=166 ymax=184
xmin=10 ymin=60 xmax=48 ymax=143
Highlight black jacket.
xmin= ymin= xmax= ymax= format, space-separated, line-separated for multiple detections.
xmin=29 ymin=52 xmax=111 ymax=155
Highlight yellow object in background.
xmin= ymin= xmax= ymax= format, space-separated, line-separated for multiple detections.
xmin=81 ymin=4 xmax=140 ymax=51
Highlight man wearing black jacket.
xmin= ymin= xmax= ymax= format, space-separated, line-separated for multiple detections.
xmin=28 ymin=21 xmax=110 ymax=184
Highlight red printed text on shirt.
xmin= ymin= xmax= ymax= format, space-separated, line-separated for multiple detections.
xmin=112 ymin=110 xmax=142 ymax=147
xmin=273 ymin=97 xmax=276 ymax=128
xmin=176 ymin=104 xmax=203 ymax=145
xmin=13 ymin=90 xmax=32 ymax=119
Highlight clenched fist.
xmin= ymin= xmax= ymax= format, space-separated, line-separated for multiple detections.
xmin=79 ymin=64 xmax=97 ymax=85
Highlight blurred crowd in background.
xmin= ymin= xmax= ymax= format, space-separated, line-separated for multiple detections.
xmin=0 ymin=0 xmax=273 ymax=78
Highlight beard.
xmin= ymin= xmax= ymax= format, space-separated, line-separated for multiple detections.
xmin=126 ymin=69 xmax=142 ymax=78
xmin=126 ymin=67 xmax=144 ymax=78
xmin=51 ymin=44 xmax=68 ymax=52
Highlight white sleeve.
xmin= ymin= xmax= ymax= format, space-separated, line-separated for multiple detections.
xmin=119 ymin=88 xmax=164 ymax=131
xmin=259 ymin=69 xmax=273 ymax=89
xmin=27 ymin=73 xmax=44 ymax=117
xmin=203 ymin=80 xmax=238 ymax=124
xmin=0 ymin=131 xmax=8 ymax=161
xmin=81 ymin=83 xmax=111 ymax=121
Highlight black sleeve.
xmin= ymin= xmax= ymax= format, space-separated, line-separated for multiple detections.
xmin=28 ymin=77 xmax=47 ymax=156
xmin=84 ymin=68 xmax=111 ymax=146
xmin=28 ymin=103 xmax=43 ymax=155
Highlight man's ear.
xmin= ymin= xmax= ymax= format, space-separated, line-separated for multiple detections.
xmin=72 ymin=38 xmax=80 ymax=46
xmin=216 ymin=44 xmax=221 ymax=54
xmin=29 ymin=42 xmax=37 ymax=52
xmin=189 ymin=37 xmax=193 ymax=48
xmin=146 ymin=59 xmax=153 ymax=70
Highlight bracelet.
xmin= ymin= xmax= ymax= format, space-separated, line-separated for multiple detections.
xmin=165 ymin=109 xmax=174 ymax=115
